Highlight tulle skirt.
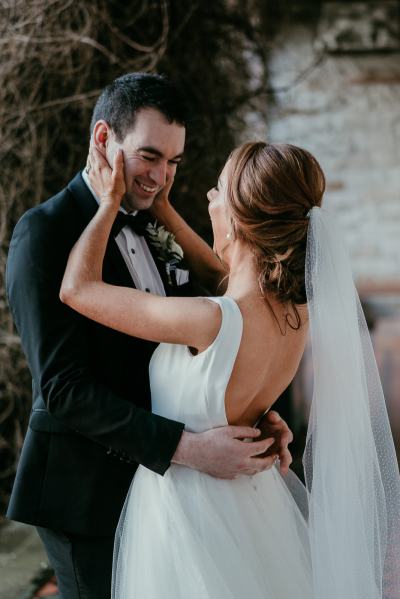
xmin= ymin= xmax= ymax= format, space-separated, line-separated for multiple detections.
xmin=112 ymin=464 xmax=313 ymax=598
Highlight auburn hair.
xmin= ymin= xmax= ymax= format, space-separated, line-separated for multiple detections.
xmin=226 ymin=141 xmax=325 ymax=331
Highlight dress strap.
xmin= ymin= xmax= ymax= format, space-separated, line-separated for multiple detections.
xmin=204 ymin=296 xmax=243 ymax=424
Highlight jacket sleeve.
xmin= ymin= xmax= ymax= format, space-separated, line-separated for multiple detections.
xmin=6 ymin=208 xmax=184 ymax=475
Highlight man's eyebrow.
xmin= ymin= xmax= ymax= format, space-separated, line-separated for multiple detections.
xmin=136 ymin=146 xmax=183 ymax=160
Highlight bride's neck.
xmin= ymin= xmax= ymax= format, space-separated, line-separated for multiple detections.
xmin=224 ymin=242 xmax=260 ymax=299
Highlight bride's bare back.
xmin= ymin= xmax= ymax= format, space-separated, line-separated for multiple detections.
xmin=224 ymin=297 xmax=309 ymax=426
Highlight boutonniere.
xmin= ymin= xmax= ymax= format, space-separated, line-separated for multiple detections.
xmin=145 ymin=222 xmax=185 ymax=285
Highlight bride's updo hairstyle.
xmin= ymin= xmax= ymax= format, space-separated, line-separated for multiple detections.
xmin=226 ymin=141 xmax=325 ymax=330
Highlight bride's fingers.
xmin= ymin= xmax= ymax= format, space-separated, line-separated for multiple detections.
xmin=110 ymin=150 xmax=126 ymax=198
xmin=90 ymin=145 xmax=110 ymax=171
xmin=87 ymin=149 xmax=100 ymax=176
xmin=87 ymin=147 xmax=115 ymax=201
xmin=112 ymin=149 xmax=124 ymax=181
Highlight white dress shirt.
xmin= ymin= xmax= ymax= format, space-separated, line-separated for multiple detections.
xmin=81 ymin=170 xmax=166 ymax=296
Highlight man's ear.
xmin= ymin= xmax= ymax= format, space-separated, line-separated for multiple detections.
xmin=92 ymin=120 xmax=110 ymax=150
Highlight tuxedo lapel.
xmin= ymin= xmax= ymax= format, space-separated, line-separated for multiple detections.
xmin=67 ymin=172 xmax=136 ymax=289
xmin=103 ymin=238 xmax=136 ymax=288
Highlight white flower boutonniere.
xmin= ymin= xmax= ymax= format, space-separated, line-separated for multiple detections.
xmin=145 ymin=222 xmax=185 ymax=285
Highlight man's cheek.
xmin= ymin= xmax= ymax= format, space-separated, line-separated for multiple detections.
xmin=166 ymin=170 xmax=176 ymax=187
xmin=124 ymin=157 xmax=143 ymax=176
xmin=124 ymin=167 xmax=139 ymax=188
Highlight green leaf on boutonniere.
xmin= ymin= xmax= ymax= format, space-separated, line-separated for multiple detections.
xmin=145 ymin=222 xmax=184 ymax=262
xmin=145 ymin=222 xmax=186 ymax=285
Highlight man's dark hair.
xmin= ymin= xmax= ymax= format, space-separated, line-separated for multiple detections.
xmin=90 ymin=72 xmax=187 ymax=141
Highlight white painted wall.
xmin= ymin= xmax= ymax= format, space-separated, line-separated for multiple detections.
xmin=244 ymin=16 xmax=400 ymax=283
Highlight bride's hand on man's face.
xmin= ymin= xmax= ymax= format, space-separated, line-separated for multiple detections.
xmin=87 ymin=144 xmax=126 ymax=210
xmin=149 ymin=173 xmax=175 ymax=220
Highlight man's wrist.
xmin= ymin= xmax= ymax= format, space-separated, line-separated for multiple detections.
xmin=171 ymin=430 xmax=197 ymax=467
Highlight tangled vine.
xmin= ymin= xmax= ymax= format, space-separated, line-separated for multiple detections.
xmin=0 ymin=0 xmax=277 ymax=518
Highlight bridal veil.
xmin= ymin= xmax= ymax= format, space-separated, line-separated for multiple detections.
xmin=303 ymin=206 xmax=400 ymax=598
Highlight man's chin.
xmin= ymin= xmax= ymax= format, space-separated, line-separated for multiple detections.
xmin=122 ymin=192 xmax=155 ymax=212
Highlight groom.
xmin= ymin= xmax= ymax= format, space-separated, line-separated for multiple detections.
xmin=6 ymin=73 xmax=293 ymax=598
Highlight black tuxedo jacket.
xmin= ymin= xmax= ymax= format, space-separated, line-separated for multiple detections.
xmin=6 ymin=172 xmax=186 ymax=536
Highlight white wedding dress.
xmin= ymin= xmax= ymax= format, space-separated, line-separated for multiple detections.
xmin=112 ymin=296 xmax=313 ymax=598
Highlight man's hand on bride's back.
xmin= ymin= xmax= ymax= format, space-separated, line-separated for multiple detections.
xmin=256 ymin=411 xmax=293 ymax=475
xmin=172 ymin=426 xmax=281 ymax=479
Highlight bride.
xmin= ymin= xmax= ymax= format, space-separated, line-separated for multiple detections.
xmin=61 ymin=141 xmax=400 ymax=598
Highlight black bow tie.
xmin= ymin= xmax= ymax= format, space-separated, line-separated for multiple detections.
xmin=111 ymin=211 xmax=152 ymax=237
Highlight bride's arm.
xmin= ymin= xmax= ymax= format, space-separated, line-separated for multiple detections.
xmin=150 ymin=188 xmax=227 ymax=294
xmin=60 ymin=149 xmax=221 ymax=353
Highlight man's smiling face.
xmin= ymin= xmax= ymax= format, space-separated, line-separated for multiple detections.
xmin=105 ymin=107 xmax=186 ymax=212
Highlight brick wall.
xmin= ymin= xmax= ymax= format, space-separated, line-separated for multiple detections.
xmin=248 ymin=2 xmax=400 ymax=455
xmin=245 ymin=2 xmax=400 ymax=284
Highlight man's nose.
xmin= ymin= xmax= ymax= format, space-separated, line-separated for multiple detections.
xmin=149 ymin=162 xmax=167 ymax=187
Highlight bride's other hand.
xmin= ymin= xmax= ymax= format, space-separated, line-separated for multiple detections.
xmin=87 ymin=145 xmax=126 ymax=209
xmin=257 ymin=411 xmax=293 ymax=475
xmin=149 ymin=172 xmax=175 ymax=221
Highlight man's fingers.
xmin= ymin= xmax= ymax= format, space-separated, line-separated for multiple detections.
xmin=246 ymin=437 xmax=275 ymax=456
xmin=279 ymin=449 xmax=293 ymax=474
xmin=264 ymin=413 xmax=294 ymax=447
xmin=239 ymin=469 xmax=259 ymax=477
xmin=266 ymin=413 xmax=290 ymax=434
xmin=278 ymin=430 xmax=294 ymax=448
xmin=266 ymin=410 xmax=281 ymax=423
xmin=247 ymin=455 xmax=277 ymax=472
xmin=229 ymin=426 xmax=261 ymax=440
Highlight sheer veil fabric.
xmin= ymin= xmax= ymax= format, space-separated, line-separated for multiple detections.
xmin=302 ymin=207 xmax=400 ymax=598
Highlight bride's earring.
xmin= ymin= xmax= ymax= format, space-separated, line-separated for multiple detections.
xmin=216 ymin=230 xmax=234 ymax=263
xmin=226 ymin=221 xmax=236 ymax=241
